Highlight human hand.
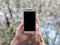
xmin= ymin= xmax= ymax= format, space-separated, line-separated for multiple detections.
xmin=10 ymin=17 xmax=45 ymax=45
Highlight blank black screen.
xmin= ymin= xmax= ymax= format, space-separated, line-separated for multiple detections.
xmin=24 ymin=11 xmax=35 ymax=31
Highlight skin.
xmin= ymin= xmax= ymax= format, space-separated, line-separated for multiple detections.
xmin=10 ymin=17 xmax=45 ymax=45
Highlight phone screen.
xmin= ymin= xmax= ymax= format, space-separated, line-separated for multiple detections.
xmin=24 ymin=11 xmax=35 ymax=32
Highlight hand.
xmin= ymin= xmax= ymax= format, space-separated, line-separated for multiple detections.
xmin=15 ymin=17 xmax=40 ymax=43
xmin=10 ymin=17 xmax=45 ymax=45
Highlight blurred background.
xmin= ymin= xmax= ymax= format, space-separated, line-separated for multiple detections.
xmin=0 ymin=0 xmax=60 ymax=45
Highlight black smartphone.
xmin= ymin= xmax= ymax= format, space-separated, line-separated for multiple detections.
xmin=24 ymin=9 xmax=36 ymax=34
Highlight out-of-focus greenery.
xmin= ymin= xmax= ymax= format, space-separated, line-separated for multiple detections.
xmin=0 ymin=0 xmax=60 ymax=45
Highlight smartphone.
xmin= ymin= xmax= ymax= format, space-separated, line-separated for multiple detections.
xmin=24 ymin=9 xmax=36 ymax=34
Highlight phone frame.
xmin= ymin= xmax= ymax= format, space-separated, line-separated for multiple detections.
xmin=23 ymin=8 xmax=36 ymax=34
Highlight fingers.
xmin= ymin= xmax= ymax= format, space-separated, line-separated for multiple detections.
xmin=17 ymin=22 xmax=24 ymax=33
xmin=36 ymin=17 xmax=40 ymax=25
xmin=26 ymin=34 xmax=34 ymax=38
xmin=36 ymin=24 xmax=40 ymax=32
xmin=23 ymin=34 xmax=34 ymax=41
xmin=36 ymin=17 xmax=40 ymax=33
xmin=20 ymin=22 xmax=24 ymax=33
xmin=19 ymin=22 xmax=24 ymax=30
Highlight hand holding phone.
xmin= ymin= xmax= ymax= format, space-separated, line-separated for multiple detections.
xmin=10 ymin=17 xmax=46 ymax=45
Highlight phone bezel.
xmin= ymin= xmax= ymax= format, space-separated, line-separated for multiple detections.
xmin=23 ymin=8 xmax=36 ymax=34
